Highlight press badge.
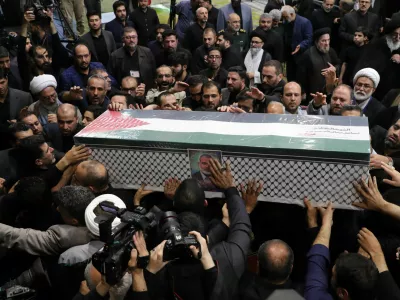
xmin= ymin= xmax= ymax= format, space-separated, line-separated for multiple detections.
xmin=130 ymin=71 xmax=140 ymax=78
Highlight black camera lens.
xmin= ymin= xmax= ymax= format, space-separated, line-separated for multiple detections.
xmin=158 ymin=211 xmax=182 ymax=240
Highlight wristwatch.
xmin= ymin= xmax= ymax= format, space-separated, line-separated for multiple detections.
xmin=136 ymin=255 xmax=150 ymax=269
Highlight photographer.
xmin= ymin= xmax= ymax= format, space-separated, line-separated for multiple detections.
xmin=140 ymin=159 xmax=252 ymax=300
xmin=73 ymin=231 xmax=150 ymax=300
xmin=18 ymin=7 xmax=70 ymax=91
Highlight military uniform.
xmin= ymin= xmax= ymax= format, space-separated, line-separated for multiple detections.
xmin=219 ymin=29 xmax=249 ymax=53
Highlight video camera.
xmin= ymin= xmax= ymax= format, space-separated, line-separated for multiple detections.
xmin=92 ymin=202 xmax=201 ymax=285
xmin=92 ymin=202 xmax=161 ymax=285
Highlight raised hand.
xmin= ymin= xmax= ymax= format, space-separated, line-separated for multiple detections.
xmin=64 ymin=144 xmax=91 ymax=165
xmin=353 ymin=176 xmax=388 ymax=212
xmin=133 ymin=183 xmax=154 ymax=206
xmin=136 ymin=84 xmax=146 ymax=97
xmin=304 ymin=197 xmax=318 ymax=228
xmin=246 ymin=87 xmax=265 ymax=101
xmin=171 ymin=81 xmax=189 ymax=93
xmin=164 ymin=178 xmax=181 ymax=200
xmin=310 ymin=92 xmax=327 ymax=107
xmin=240 ymin=179 xmax=263 ymax=213
xmin=381 ymin=162 xmax=400 ymax=187
xmin=209 ymin=159 xmax=235 ymax=190
xmin=47 ymin=113 xmax=57 ymax=123
xmin=317 ymin=202 xmax=334 ymax=227
xmin=108 ymin=102 xmax=124 ymax=111
xmin=69 ymin=86 xmax=84 ymax=101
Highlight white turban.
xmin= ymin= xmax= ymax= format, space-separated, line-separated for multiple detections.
xmin=29 ymin=74 xmax=57 ymax=95
xmin=85 ymin=194 xmax=127 ymax=236
xmin=353 ymin=68 xmax=380 ymax=89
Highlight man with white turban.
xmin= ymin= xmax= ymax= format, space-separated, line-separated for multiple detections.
xmin=27 ymin=74 xmax=82 ymax=126
xmin=352 ymin=68 xmax=385 ymax=126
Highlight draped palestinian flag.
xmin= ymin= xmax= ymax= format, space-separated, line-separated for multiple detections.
xmin=74 ymin=110 xmax=370 ymax=209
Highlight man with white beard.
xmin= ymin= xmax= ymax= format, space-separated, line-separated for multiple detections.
xmin=296 ymin=27 xmax=340 ymax=101
xmin=352 ymin=68 xmax=385 ymax=127
xmin=355 ymin=18 xmax=400 ymax=100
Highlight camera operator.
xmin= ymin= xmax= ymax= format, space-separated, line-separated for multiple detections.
xmin=19 ymin=8 xmax=70 ymax=91
xmin=140 ymin=159 xmax=252 ymax=300
xmin=73 ymin=231 xmax=150 ymax=300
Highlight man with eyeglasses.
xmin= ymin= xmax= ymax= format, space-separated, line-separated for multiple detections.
xmin=351 ymin=68 xmax=384 ymax=126
xmin=145 ymin=66 xmax=188 ymax=105
xmin=199 ymin=48 xmax=228 ymax=88
xmin=182 ymin=75 xmax=209 ymax=110
xmin=355 ymin=18 xmax=400 ymax=100
xmin=109 ymin=27 xmax=156 ymax=92
xmin=339 ymin=0 xmax=379 ymax=52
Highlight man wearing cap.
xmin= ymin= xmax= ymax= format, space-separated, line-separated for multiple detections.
xmin=355 ymin=18 xmax=400 ymax=100
xmin=244 ymin=32 xmax=272 ymax=87
xmin=296 ymin=28 xmax=340 ymax=100
xmin=352 ymin=68 xmax=385 ymax=126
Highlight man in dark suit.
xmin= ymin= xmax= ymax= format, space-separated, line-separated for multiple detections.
xmin=281 ymin=5 xmax=313 ymax=81
xmin=129 ymin=0 xmax=160 ymax=46
xmin=339 ymin=0 xmax=380 ymax=51
xmin=0 ymin=69 xmax=33 ymax=150
xmin=79 ymin=12 xmax=116 ymax=68
xmin=191 ymin=153 xmax=218 ymax=191
xmin=108 ymin=27 xmax=156 ymax=90
xmin=105 ymin=1 xmax=134 ymax=48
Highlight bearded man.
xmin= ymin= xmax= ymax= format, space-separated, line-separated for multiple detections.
xmin=355 ymin=18 xmax=400 ymax=100
xmin=352 ymin=68 xmax=384 ymax=126
xmin=296 ymin=27 xmax=340 ymax=100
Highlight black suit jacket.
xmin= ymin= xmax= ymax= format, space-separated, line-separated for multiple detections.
xmin=78 ymin=30 xmax=116 ymax=64
xmin=363 ymin=97 xmax=385 ymax=128
xmin=108 ymin=46 xmax=156 ymax=89
xmin=339 ymin=11 xmax=380 ymax=45
xmin=9 ymin=88 xmax=33 ymax=119
xmin=129 ymin=7 xmax=160 ymax=46
xmin=105 ymin=18 xmax=135 ymax=48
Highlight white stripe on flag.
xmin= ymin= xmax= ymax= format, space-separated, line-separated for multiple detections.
xmin=122 ymin=116 xmax=369 ymax=141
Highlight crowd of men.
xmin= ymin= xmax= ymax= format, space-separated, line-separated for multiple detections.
xmin=1 ymin=0 xmax=400 ymax=299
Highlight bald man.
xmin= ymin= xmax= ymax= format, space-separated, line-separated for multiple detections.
xmin=183 ymin=7 xmax=215 ymax=53
xmin=239 ymin=239 xmax=298 ymax=298
xmin=266 ymin=101 xmax=285 ymax=114
xmin=281 ymin=82 xmax=307 ymax=115
xmin=219 ymin=13 xmax=249 ymax=52
xmin=54 ymin=103 xmax=84 ymax=152
xmin=71 ymin=160 xmax=109 ymax=195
